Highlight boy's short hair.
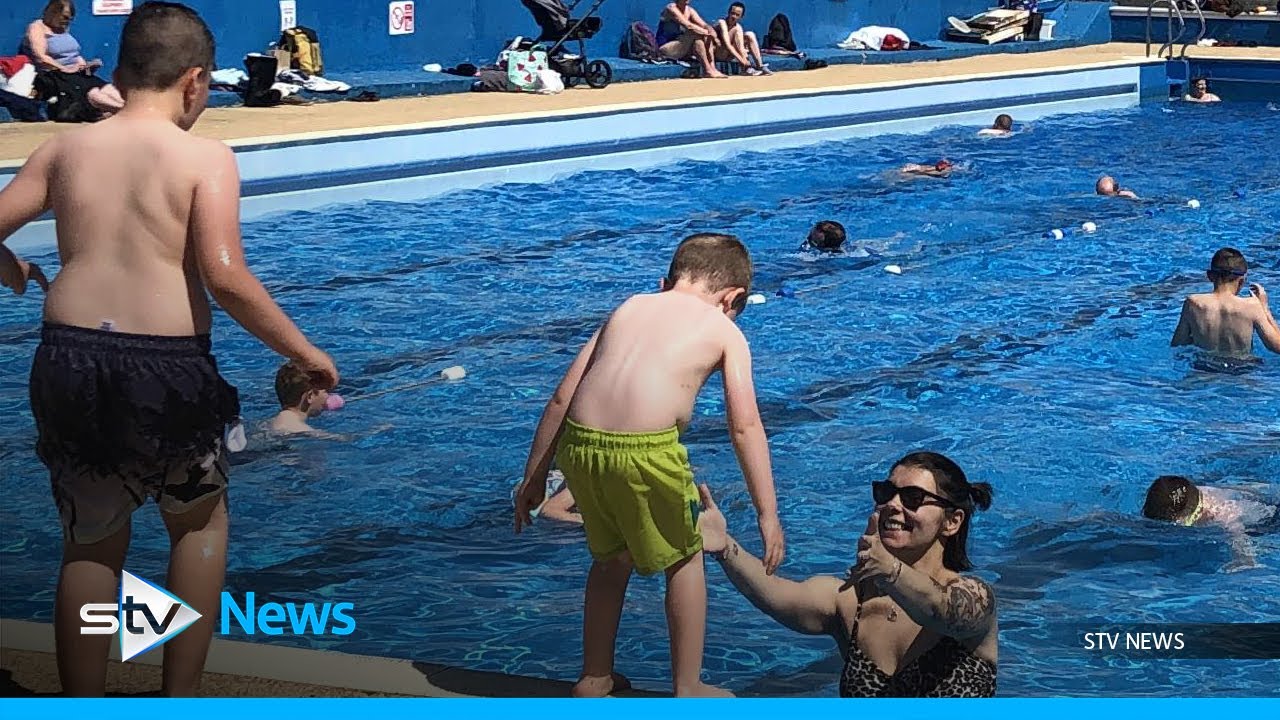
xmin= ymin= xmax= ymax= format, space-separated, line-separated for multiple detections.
xmin=809 ymin=220 xmax=846 ymax=251
xmin=1208 ymin=247 xmax=1248 ymax=283
xmin=1142 ymin=475 xmax=1200 ymax=523
xmin=114 ymin=2 xmax=215 ymax=91
xmin=275 ymin=362 xmax=312 ymax=409
xmin=994 ymin=114 xmax=1013 ymax=131
xmin=666 ymin=233 xmax=752 ymax=293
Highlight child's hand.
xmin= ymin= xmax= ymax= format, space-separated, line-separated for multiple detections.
xmin=1 ymin=257 xmax=48 ymax=295
xmin=696 ymin=484 xmax=729 ymax=556
xmin=1250 ymin=283 xmax=1268 ymax=306
xmin=514 ymin=476 xmax=547 ymax=534
xmin=758 ymin=511 xmax=785 ymax=575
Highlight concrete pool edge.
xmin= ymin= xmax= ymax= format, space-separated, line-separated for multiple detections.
xmin=0 ymin=618 xmax=662 ymax=698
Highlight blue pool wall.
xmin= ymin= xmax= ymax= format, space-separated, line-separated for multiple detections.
xmin=2 ymin=0 xmax=1111 ymax=75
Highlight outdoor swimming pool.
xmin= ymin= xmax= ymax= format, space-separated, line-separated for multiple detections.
xmin=1 ymin=100 xmax=1278 ymax=696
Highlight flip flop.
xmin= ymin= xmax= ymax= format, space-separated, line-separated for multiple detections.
xmin=948 ymin=16 xmax=973 ymax=34
xmin=349 ymin=90 xmax=380 ymax=102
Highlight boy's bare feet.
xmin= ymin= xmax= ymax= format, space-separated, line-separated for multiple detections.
xmin=571 ymin=671 xmax=632 ymax=697
xmin=675 ymin=682 xmax=735 ymax=697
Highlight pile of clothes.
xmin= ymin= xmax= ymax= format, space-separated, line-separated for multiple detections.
xmin=0 ymin=55 xmax=42 ymax=121
xmin=210 ymin=56 xmax=353 ymax=107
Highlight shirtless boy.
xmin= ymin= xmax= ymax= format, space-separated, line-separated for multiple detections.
xmin=0 ymin=2 xmax=336 ymax=696
xmin=515 ymin=233 xmax=784 ymax=697
xmin=1171 ymin=247 xmax=1280 ymax=356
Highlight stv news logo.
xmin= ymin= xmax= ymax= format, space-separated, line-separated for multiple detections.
xmin=80 ymin=571 xmax=201 ymax=662
xmin=81 ymin=571 xmax=358 ymax=661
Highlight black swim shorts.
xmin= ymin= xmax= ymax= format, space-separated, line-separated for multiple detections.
xmin=29 ymin=323 xmax=241 ymax=545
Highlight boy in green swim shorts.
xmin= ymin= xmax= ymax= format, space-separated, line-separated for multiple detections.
xmin=515 ymin=233 xmax=784 ymax=697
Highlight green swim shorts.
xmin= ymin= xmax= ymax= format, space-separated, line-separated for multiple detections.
xmin=555 ymin=419 xmax=702 ymax=575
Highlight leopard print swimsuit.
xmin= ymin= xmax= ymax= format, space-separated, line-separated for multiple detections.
xmin=838 ymin=619 xmax=997 ymax=697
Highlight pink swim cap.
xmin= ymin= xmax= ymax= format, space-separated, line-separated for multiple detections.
xmin=325 ymin=394 xmax=345 ymax=411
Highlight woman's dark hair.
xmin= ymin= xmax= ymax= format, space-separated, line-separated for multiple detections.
xmin=891 ymin=451 xmax=993 ymax=572
xmin=43 ymin=0 xmax=75 ymax=22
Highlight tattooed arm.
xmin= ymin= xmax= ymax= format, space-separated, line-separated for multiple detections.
xmin=881 ymin=567 xmax=996 ymax=640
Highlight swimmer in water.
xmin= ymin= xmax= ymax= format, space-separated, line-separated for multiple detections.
xmin=977 ymin=114 xmax=1013 ymax=136
xmin=270 ymin=361 xmax=345 ymax=439
xmin=1184 ymin=77 xmax=1221 ymax=104
xmin=899 ymin=159 xmax=953 ymax=178
xmin=1142 ymin=475 xmax=1272 ymax=571
xmin=1095 ymin=175 xmax=1138 ymax=200
xmin=1171 ymin=247 xmax=1280 ymax=357
xmin=803 ymin=220 xmax=846 ymax=253
xmin=514 ymin=469 xmax=582 ymax=524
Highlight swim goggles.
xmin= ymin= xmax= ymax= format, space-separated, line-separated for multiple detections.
xmin=1209 ymin=265 xmax=1247 ymax=278
xmin=872 ymin=480 xmax=959 ymax=512
xmin=1181 ymin=493 xmax=1204 ymax=527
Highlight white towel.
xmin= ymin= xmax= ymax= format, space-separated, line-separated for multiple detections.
xmin=837 ymin=26 xmax=910 ymax=51
xmin=1 ymin=64 xmax=37 ymax=98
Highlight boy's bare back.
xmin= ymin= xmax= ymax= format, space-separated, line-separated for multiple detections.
xmin=569 ymin=290 xmax=750 ymax=433
xmin=34 ymin=117 xmax=232 ymax=336
xmin=1173 ymin=291 xmax=1280 ymax=356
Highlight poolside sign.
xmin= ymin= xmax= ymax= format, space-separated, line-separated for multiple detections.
xmin=80 ymin=571 xmax=201 ymax=662
xmin=389 ymin=1 xmax=415 ymax=35
xmin=92 ymin=0 xmax=132 ymax=16
xmin=280 ymin=1 xmax=297 ymax=32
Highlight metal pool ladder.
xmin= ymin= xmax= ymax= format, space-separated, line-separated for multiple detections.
xmin=1145 ymin=0 xmax=1206 ymax=59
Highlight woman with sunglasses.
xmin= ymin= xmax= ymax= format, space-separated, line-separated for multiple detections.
xmin=696 ymin=451 xmax=997 ymax=696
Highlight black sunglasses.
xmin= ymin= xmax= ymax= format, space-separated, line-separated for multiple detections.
xmin=872 ymin=480 xmax=959 ymax=511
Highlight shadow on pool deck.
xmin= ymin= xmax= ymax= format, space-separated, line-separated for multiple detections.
xmin=0 ymin=619 xmax=664 ymax=698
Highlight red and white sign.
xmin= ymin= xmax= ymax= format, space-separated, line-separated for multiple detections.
xmin=389 ymin=1 xmax=415 ymax=36
xmin=92 ymin=0 xmax=133 ymax=15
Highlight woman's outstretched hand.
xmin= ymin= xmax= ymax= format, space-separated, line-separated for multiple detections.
xmin=697 ymin=483 xmax=729 ymax=556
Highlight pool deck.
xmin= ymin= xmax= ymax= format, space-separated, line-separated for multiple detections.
xmin=0 ymin=618 xmax=662 ymax=698
xmin=2 ymin=43 xmax=1279 ymax=164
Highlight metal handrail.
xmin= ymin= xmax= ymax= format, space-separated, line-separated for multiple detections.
xmin=1180 ymin=3 xmax=1206 ymax=58
xmin=1145 ymin=0 xmax=1185 ymax=58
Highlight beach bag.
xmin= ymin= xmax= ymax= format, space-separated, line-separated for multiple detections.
xmin=243 ymin=54 xmax=282 ymax=107
xmin=765 ymin=13 xmax=796 ymax=51
xmin=507 ymin=46 xmax=549 ymax=92
xmin=280 ymin=26 xmax=324 ymax=76
xmin=620 ymin=21 xmax=660 ymax=61
xmin=33 ymin=71 xmax=105 ymax=123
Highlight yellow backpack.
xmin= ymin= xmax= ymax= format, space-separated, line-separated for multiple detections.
xmin=280 ymin=26 xmax=323 ymax=76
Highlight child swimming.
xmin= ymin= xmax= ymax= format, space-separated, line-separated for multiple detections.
xmin=1171 ymin=247 xmax=1280 ymax=357
xmin=514 ymin=232 xmax=784 ymax=697
xmin=1143 ymin=475 xmax=1274 ymax=571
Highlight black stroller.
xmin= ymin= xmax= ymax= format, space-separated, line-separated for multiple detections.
xmin=520 ymin=0 xmax=613 ymax=88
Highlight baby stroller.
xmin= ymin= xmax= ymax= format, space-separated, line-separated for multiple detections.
xmin=520 ymin=0 xmax=613 ymax=88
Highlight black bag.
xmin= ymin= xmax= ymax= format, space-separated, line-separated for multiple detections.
xmin=33 ymin=71 xmax=105 ymax=123
xmin=1024 ymin=12 xmax=1044 ymax=41
xmin=765 ymin=13 xmax=796 ymax=52
xmin=243 ymin=54 xmax=281 ymax=107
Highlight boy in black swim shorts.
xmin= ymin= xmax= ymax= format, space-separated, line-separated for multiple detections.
xmin=0 ymin=3 xmax=337 ymax=696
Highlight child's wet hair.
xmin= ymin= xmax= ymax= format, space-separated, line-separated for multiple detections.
xmin=666 ymin=233 xmax=752 ymax=294
xmin=809 ymin=220 xmax=846 ymax=251
xmin=1208 ymin=247 xmax=1248 ymax=284
xmin=994 ymin=114 xmax=1013 ymax=131
xmin=275 ymin=362 xmax=313 ymax=409
xmin=114 ymin=2 xmax=215 ymax=91
xmin=1142 ymin=475 xmax=1200 ymax=522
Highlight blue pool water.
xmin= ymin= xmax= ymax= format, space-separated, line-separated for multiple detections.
xmin=2 ymin=101 xmax=1279 ymax=696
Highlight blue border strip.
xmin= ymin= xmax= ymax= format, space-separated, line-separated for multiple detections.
xmin=243 ymin=83 xmax=1134 ymax=197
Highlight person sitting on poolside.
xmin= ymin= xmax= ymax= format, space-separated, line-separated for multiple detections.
xmin=900 ymin=159 xmax=954 ymax=178
xmin=1184 ymin=77 xmax=1221 ymax=104
xmin=697 ymin=451 xmax=997 ymax=697
xmin=22 ymin=1 xmax=124 ymax=116
xmin=713 ymin=3 xmax=772 ymax=76
xmin=1095 ymin=175 xmax=1138 ymax=200
xmin=803 ymin=220 xmax=846 ymax=253
xmin=1172 ymin=247 xmax=1280 ymax=357
xmin=1142 ymin=475 xmax=1271 ymax=571
xmin=269 ymin=361 xmax=345 ymax=439
xmin=978 ymin=114 xmax=1013 ymax=136
xmin=657 ymin=0 xmax=726 ymax=78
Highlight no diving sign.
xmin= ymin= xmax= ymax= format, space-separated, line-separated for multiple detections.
xmin=389 ymin=1 xmax=415 ymax=35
